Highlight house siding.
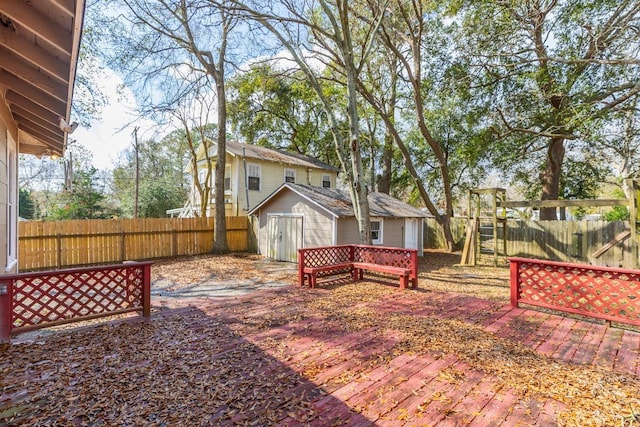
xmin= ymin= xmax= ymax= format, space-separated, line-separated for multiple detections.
xmin=190 ymin=145 xmax=339 ymax=218
xmin=337 ymin=217 xmax=417 ymax=249
xmin=236 ymin=162 xmax=336 ymax=216
xmin=256 ymin=190 xmax=334 ymax=256
xmin=0 ymin=99 xmax=17 ymax=274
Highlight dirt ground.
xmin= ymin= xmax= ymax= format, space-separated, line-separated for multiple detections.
xmin=151 ymin=249 xmax=511 ymax=302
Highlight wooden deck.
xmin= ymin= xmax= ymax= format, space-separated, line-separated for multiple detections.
xmin=3 ymin=282 xmax=639 ymax=425
xmin=153 ymin=283 xmax=640 ymax=426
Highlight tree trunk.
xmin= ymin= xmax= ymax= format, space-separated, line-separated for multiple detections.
xmin=539 ymin=137 xmax=565 ymax=220
xmin=377 ymin=132 xmax=393 ymax=194
xmin=212 ymin=75 xmax=230 ymax=254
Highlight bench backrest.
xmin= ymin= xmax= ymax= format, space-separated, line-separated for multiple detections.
xmin=298 ymin=245 xmax=353 ymax=267
xmin=298 ymin=245 xmax=418 ymax=280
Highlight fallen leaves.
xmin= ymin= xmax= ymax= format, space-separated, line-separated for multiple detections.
xmin=2 ymin=251 xmax=639 ymax=426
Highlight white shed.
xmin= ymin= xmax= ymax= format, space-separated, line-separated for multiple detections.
xmin=248 ymin=183 xmax=427 ymax=262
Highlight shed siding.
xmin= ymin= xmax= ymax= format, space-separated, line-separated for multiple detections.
xmin=256 ymin=190 xmax=334 ymax=256
xmin=337 ymin=217 xmax=412 ymax=248
xmin=337 ymin=218 xmax=360 ymax=245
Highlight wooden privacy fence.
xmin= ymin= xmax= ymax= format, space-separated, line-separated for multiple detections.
xmin=424 ymin=218 xmax=637 ymax=268
xmin=509 ymin=257 xmax=640 ymax=328
xmin=18 ymin=217 xmax=250 ymax=271
xmin=0 ymin=262 xmax=153 ymax=343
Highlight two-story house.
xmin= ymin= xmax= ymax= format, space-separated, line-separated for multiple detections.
xmin=183 ymin=140 xmax=341 ymax=217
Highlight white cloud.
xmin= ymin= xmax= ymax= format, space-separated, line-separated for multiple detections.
xmin=72 ymin=69 xmax=156 ymax=170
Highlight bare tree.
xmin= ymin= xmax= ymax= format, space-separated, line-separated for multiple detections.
xmin=112 ymin=0 xmax=235 ymax=252
xmin=225 ymin=0 xmax=388 ymax=243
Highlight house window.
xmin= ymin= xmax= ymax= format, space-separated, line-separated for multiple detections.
xmin=371 ymin=219 xmax=383 ymax=245
xmin=6 ymin=136 xmax=17 ymax=270
xmin=322 ymin=174 xmax=331 ymax=188
xmin=224 ymin=164 xmax=231 ymax=191
xmin=248 ymin=163 xmax=261 ymax=191
xmin=284 ymin=169 xmax=295 ymax=183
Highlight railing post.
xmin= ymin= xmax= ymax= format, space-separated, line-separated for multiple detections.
xmin=142 ymin=264 xmax=151 ymax=317
xmin=509 ymin=259 xmax=519 ymax=308
xmin=410 ymin=250 xmax=418 ymax=287
xmin=0 ymin=280 xmax=13 ymax=344
xmin=298 ymin=249 xmax=305 ymax=286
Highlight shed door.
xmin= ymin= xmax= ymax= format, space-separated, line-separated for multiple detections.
xmin=404 ymin=218 xmax=419 ymax=249
xmin=267 ymin=215 xmax=303 ymax=262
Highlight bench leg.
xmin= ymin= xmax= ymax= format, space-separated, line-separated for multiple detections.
xmin=399 ymin=275 xmax=408 ymax=290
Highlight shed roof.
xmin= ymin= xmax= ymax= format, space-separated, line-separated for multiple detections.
xmin=249 ymin=183 xmax=428 ymax=218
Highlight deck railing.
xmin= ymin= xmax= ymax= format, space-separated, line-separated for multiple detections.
xmin=509 ymin=257 xmax=640 ymax=327
xmin=0 ymin=262 xmax=153 ymax=343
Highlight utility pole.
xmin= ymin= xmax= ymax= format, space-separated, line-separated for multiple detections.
xmin=133 ymin=127 xmax=140 ymax=218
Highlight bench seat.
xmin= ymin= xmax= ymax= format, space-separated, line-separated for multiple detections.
xmin=303 ymin=262 xmax=353 ymax=288
xmin=352 ymin=262 xmax=412 ymax=289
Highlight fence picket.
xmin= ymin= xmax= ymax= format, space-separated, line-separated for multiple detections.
xmin=18 ymin=217 xmax=249 ymax=271
xmin=424 ymin=217 xmax=637 ymax=269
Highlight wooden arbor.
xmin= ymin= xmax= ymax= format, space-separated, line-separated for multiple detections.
xmin=461 ymin=180 xmax=640 ymax=269
xmin=460 ymin=188 xmax=508 ymax=266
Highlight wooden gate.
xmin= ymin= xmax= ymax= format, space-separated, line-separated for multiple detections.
xmin=267 ymin=215 xmax=303 ymax=262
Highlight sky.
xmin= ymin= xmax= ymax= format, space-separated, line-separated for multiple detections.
xmin=71 ymin=69 xmax=156 ymax=170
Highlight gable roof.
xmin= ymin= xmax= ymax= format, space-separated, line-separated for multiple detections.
xmin=249 ymin=183 xmax=428 ymax=218
xmin=207 ymin=140 xmax=340 ymax=172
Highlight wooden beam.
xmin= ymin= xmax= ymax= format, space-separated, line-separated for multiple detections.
xmin=0 ymin=25 xmax=69 ymax=83
xmin=12 ymin=105 xmax=62 ymax=134
xmin=592 ymin=230 xmax=631 ymax=258
xmin=50 ymin=0 xmax=76 ymax=17
xmin=17 ymin=122 xmax=63 ymax=149
xmin=0 ymin=71 xmax=67 ymax=115
xmin=5 ymin=92 xmax=61 ymax=126
xmin=0 ymin=0 xmax=73 ymax=55
xmin=499 ymin=199 xmax=629 ymax=209
xmin=0 ymin=47 xmax=68 ymax=101
xmin=13 ymin=112 xmax=64 ymax=139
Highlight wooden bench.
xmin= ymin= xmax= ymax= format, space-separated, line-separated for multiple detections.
xmin=298 ymin=245 xmax=418 ymax=289
xmin=352 ymin=262 xmax=411 ymax=289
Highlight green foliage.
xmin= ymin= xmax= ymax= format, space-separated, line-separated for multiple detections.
xmin=459 ymin=0 xmax=640 ymax=203
xmin=603 ymin=206 xmax=629 ymax=222
xmin=18 ymin=189 xmax=37 ymax=219
xmin=137 ymin=180 xmax=188 ymax=218
xmin=110 ymin=128 xmax=191 ymax=218
xmin=48 ymin=169 xmax=120 ymax=220
xmin=227 ymin=64 xmax=339 ymax=166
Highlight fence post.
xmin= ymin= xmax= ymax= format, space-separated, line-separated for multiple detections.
xmin=142 ymin=263 xmax=151 ymax=317
xmin=509 ymin=259 xmax=519 ymax=308
xmin=0 ymin=280 xmax=13 ymax=344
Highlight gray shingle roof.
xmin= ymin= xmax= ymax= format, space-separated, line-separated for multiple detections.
xmin=223 ymin=141 xmax=340 ymax=172
xmin=250 ymin=183 xmax=427 ymax=218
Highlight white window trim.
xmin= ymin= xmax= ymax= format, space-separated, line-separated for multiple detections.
xmin=6 ymin=132 xmax=17 ymax=271
xmin=247 ymin=163 xmax=261 ymax=191
xmin=371 ymin=218 xmax=383 ymax=245
xmin=322 ymin=174 xmax=331 ymax=188
xmin=284 ymin=168 xmax=296 ymax=183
